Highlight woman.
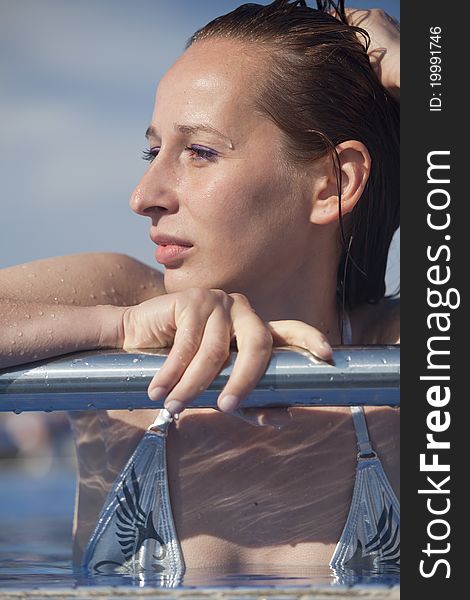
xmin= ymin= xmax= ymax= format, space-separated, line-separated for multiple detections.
xmin=0 ymin=1 xmax=399 ymax=574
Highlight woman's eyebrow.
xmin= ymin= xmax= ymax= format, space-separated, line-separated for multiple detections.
xmin=145 ymin=123 xmax=234 ymax=150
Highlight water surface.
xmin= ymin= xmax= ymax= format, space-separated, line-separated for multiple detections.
xmin=0 ymin=460 xmax=399 ymax=589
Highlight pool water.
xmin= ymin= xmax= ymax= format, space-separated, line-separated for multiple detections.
xmin=0 ymin=460 xmax=399 ymax=590
xmin=0 ymin=461 xmax=75 ymax=588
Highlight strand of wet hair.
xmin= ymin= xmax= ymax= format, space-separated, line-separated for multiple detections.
xmin=316 ymin=0 xmax=347 ymax=23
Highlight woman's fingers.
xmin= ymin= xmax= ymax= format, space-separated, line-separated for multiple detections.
xmin=217 ymin=294 xmax=273 ymax=413
xmin=143 ymin=290 xmax=333 ymax=417
xmin=146 ymin=291 xmax=214 ymax=401
xmin=147 ymin=321 xmax=205 ymax=404
xmin=267 ymin=319 xmax=333 ymax=361
xmin=159 ymin=305 xmax=232 ymax=415
xmin=217 ymin=316 xmax=333 ymax=413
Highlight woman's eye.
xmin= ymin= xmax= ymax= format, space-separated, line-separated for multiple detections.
xmin=185 ymin=145 xmax=218 ymax=162
xmin=142 ymin=147 xmax=160 ymax=162
xmin=142 ymin=145 xmax=218 ymax=163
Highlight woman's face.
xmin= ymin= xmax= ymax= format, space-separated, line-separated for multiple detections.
xmin=130 ymin=38 xmax=315 ymax=296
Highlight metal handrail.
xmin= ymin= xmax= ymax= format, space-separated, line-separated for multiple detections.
xmin=0 ymin=346 xmax=399 ymax=412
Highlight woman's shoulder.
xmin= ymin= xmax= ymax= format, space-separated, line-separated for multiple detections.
xmin=351 ymin=297 xmax=400 ymax=345
xmin=1 ymin=252 xmax=165 ymax=306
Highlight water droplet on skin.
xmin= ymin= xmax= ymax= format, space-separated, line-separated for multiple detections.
xmin=60 ymin=278 xmax=64 ymax=283
xmin=117 ymin=263 xmax=123 ymax=270
xmin=53 ymin=297 xmax=59 ymax=303
xmin=72 ymin=288 xmax=77 ymax=295
xmin=50 ymin=313 xmax=55 ymax=319
xmin=108 ymin=272 xmax=114 ymax=278
xmin=13 ymin=322 xmax=17 ymax=327
xmin=89 ymin=294 xmax=96 ymax=300
xmin=38 ymin=311 xmax=44 ymax=316
xmin=18 ymin=332 xmax=23 ymax=337
xmin=25 ymin=314 xmax=31 ymax=319
xmin=19 ymin=350 xmax=25 ymax=356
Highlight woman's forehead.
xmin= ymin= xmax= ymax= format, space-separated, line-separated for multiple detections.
xmin=152 ymin=39 xmax=263 ymax=133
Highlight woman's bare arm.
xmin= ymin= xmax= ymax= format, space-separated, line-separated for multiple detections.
xmin=1 ymin=252 xmax=164 ymax=305
xmin=1 ymin=253 xmax=332 ymax=413
xmin=0 ymin=252 xmax=165 ymax=369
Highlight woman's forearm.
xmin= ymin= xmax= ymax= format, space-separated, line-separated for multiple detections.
xmin=0 ymin=300 xmax=126 ymax=369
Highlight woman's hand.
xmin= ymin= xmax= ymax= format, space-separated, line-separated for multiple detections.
xmin=120 ymin=288 xmax=332 ymax=415
xmin=348 ymin=8 xmax=400 ymax=99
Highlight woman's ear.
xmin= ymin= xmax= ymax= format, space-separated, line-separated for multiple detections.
xmin=310 ymin=141 xmax=371 ymax=225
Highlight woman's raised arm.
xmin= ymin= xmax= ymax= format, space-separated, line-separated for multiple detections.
xmin=347 ymin=8 xmax=400 ymax=99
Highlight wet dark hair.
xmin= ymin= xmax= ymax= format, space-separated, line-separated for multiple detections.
xmin=187 ymin=0 xmax=399 ymax=311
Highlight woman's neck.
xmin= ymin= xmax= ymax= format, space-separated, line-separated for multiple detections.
xmin=238 ymin=261 xmax=343 ymax=345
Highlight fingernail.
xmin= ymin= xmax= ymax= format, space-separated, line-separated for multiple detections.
xmin=218 ymin=395 xmax=240 ymax=413
xmin=148 ymin=386 xmax=167 ymax=402
xmin=164 ymin=400 xmax=186 ymax=416
xmin=321 ymin=340 xmax=333 ymax=358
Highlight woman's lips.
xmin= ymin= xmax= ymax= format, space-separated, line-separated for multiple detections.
xmin=155 ymin=243 xmax=193 ymax=266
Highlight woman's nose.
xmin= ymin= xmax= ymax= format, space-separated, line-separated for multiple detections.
xmin=130 ymin=163 xmax=179 ymax=216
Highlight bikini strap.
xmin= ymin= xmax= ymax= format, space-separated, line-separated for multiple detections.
xmin=351 ymin=406 xmax=376 ymax=458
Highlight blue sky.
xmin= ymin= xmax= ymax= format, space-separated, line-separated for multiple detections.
xmin=0 ymin=0 xmax=399 ymax=291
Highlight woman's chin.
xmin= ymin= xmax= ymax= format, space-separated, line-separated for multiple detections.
xmin=163 ymin=269 xmax=213 ymax=293
xmin=163 ymin=267 xmax=236 ymax=295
